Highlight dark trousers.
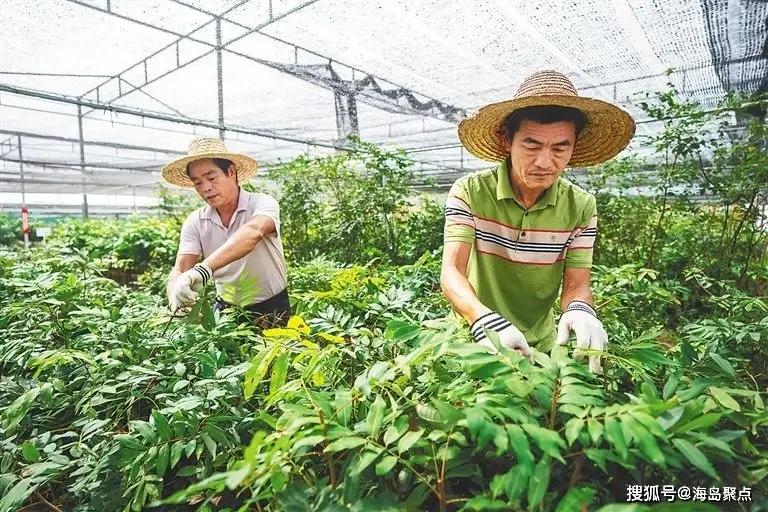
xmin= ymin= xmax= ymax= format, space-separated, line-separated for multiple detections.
xmin=215 ymin=288 xmax=292 ymax=328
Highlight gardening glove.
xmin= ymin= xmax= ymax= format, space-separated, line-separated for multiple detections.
xmin=556 ymin=300 xmax=608 ymax=374
xmin=470 ymin=312 xmax=532 ymax=357
xmin=170 ymin=263 xmax=213 ymax=310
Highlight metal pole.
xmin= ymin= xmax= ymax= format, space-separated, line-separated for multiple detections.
xmin=216 ymin=18 xmax=225 ymax=139
xmin=78 ymin=104 xmax=88 ymax=218
xmin=18 ymin=135 xmax=29 ymax=248
xmin=17 ymin=135 xmax=26 ymax=205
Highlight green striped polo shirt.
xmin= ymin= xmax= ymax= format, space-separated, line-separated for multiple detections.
xmin=444 ymin=159 xmax=597 ymax=350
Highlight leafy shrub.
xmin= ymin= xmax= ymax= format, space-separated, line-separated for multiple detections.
xmin=0 ymin=246 xmax=765 ymax=511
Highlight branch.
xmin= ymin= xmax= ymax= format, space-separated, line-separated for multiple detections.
xmin=35 ymin=491 xmax=62 ymax=512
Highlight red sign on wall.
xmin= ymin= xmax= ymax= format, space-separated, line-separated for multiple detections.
xmin=21 ymin=205 xmax=29 ymax=235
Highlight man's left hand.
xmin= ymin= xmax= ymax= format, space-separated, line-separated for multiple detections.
xmin=556 ymin=300 xmax=608 ymax=374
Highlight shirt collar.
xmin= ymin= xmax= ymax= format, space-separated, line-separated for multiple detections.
xmin=495 ymin=158 xmax=560 ymax=209
xmin=235 ymin=187 xmax=249 ymax=212
xmin=199 ymin=187 xmax=248 ymax=221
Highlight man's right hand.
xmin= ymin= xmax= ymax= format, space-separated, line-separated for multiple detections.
xmin=169 ymin=263 xmax=212 ymax=310
xmin=168 ymin=295 xmax=191 ymax=317
xmin=470 ymin=312 xmax=532 ymax=356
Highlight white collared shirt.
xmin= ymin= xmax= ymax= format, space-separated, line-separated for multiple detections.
xmin=178 ymin=188 xmax=288 ymax=306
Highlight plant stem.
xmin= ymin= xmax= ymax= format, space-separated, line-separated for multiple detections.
xmin=35 ymin=490 xmax=62 ymax=512
xmin=568 ymin=453 xmax=586 ymax=489
xmin=317 ymin=409 xmax=337 ymax=488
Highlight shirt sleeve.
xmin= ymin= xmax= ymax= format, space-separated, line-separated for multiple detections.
xmin=443 ymin=180 xmax=476 ymax=244
xmin=178 ymin=213 xmax=202 ymax=256
xmin=252 ymin=194 xmax=281 ymax=236
xmin=565 ymin=195 xmax=597 ymax=269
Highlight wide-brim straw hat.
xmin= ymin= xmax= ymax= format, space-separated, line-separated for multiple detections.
xmin=161 ymin=137 xmax=258 ymax=188
xmin=458 ymin=70 xmax=636 ymax=167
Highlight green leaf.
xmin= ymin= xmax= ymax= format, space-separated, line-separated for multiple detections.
xmin=1 ymin=387 xmax=40 ymax=431
xmin=152 ymin=411 xmax=171 ymax=442
xmin=170 ymin=440 xmax=185 ymax=469
xmin=555 ymin=486 xmax=596 ymax=512
xmin=271 ymin=469 xmax=287 ymax=493
xmin=116 ymin=435 xmax=144 ymax=451
xmin=527 ymin=456 xmax=550 ymax=510
xmin=672 ymin=438 xmax=718 ymax=479
xmin=156 ymin=444 xmax=170 ymax=477
xmin=662 ymin=372 xmax=680 ymax=400
xmin=397 ymin=429 xmax=423 ymax=454
xmin=709 ymin=387 xmax=740 ymax=411
xmin=324 ymin=436 xmax=367 ymax=453
xmin=587 ymin=419 xmax=604 ymax=444
xmin=365 ymin=395 xmax=386 ymax=438
xmin=383 ymin=425 xmax=401 ymax=446
xmin=131 ymin=420 xmax=158 ymax=444
xmin=176 ymin=465 xmax=198 ymax=477
xmin=351 ymin=447 xmax=382 ymax=475
xmin=172 ymin=380 xmax=189 ymax=392
xmin=404 ymin=482 xmax=430 ymax=510
xmin=522 ymin=424 xmax=566 ymax=464
xmin=21 ymin=442 xmax=40 ymax=462
xmin=201 ymin=301 xmax=216 ymax=331
xmin=334 ymin=390 xmax=353 ymax=427
xmin=201 ymin=433 xmax=217 ymax=460
xmin=507 ymin=425 xmax=533 ymax=465
xmin=269 ymin=352 xmax=289 ymax=396
xmin=674 ymin=413 xmax=722 ymax=434
xmin=604 ymin=417 xmax=628 ymax=460
xmin=709 ymin=353 xmax=735 ymax=377
xmin=0 ymin=478 xmax=31 ymax=512
xmin=504 ymin=463 xmax=532 ymax=501
xmin=243 ymin=345 xmax=280 ymax=400
xmin=624 ymin=417 xmax=665 ymax=467
xmin=565 ymin=418 xmax=584 ymax=446
xmin=465 ymin=497 xmax=509 ymax=510
xmin=375 ymin=455 xmax=398 ymax=476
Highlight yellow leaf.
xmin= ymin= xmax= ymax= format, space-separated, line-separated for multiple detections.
xmin=300 ymin=339 xmax=320 ymax=350
xmin=318 ymin=332 xmax=346 ymax=343
xmin=287 ymin=316 xmax=311 ymax=335
xmin=312 ymin=370 xmax=325 ymax=386
xmin=263 ymin=328 xmax=300 ymax=340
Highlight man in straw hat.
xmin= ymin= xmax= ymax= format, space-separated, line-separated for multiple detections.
xmin=441 ymin=70 xmax=635 ymax=373
xmin=163 ymin=136 xmax=291 ymax=326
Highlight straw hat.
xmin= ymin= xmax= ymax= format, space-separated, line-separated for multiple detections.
xmin=161 ymin=137 xmax=258 ymax=188
xmin=458 ymin=70 xmax=635 ymax=167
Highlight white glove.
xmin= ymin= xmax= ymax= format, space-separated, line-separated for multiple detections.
xmin=169 ymin=264 xmax=212 ymax=312
xmin=470 ymin=312 xmax=532 ymax=357
xmin=556 ymin=300 xmax=608 ymax=374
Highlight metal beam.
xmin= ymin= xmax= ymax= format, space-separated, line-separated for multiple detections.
xmin=0 ymin=157 xmax=159 ymax=172
xmin=0 ymin=129 xmax=186 ymax=156
xmin=74 ymin=0 xmax=317 ymax=114
xmin=66 ymin=0 xmax=465 ymax=124
xmin=0 ymin=83 xmax=344 ymax=150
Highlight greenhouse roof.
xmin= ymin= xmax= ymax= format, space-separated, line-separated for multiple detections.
xmin=1 ymin=0 xmax=766 ymax=213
